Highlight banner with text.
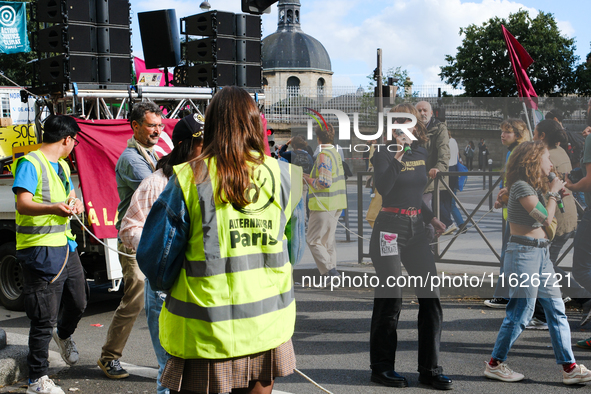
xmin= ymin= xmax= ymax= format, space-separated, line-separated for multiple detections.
xmin=75 ymin=119 xmax=177 ymax=239
xmin=0 ymin=1 xmax=30 ymax=54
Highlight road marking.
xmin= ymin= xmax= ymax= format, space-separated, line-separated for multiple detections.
xmin=119 ymin=362 xmax=158 ymax=380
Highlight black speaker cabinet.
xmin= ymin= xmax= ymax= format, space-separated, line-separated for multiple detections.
xmin=97 ymin=26 xmax=131 ymax=55
xmin=96 ymin=0 xmax=130 ymax=25
xmin=182 ymin=11 xmax=235 ymax=37
xmin=36 ymin=0 xmax=97 ymax=24
xmin=236 ymin=64 xmax=261 ymax=88
xmin=137 ymin=9 xmax=181 ymax=69
xmin=37 ymin=24 xmax=97 ymax=53
xmin=38 ymin=54 xmax=98 ymax=83
xmin=98 ymin=55 xmax=131 ymax=84
xmin=185 ymin=37 xmax=235 ymax=62
xmin=236 ymin=39 xmax=261 ymax=63
xmin=235 ymin=14 xmax=261 ymax=39
xmin=186 ymin=63 xmax=235 ymax=87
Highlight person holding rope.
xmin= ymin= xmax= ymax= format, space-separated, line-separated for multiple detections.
xmin=12 ymin=115 xmax=87 ymax=394
xmin=484 ymin=141 xmax=591 ymax=384
xmin=137 ymin=86 xmax=304 ymax=394
xmin=368 ymin=103 xmax=451 ymax=390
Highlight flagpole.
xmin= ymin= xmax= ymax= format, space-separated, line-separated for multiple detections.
xmin=522 ymin=101 xmax=534 ymax=139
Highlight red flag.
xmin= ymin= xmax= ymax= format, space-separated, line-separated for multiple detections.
xmin=502 ymin=25 xmax=538 ymax=109
xmin=74 ymin=119 xmax=178 ymax=239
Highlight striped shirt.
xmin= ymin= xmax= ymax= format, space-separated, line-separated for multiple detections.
xmin=507 ymin=180 xmax=543 ymax=228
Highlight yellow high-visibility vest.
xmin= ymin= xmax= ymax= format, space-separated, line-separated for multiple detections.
xmin=308 ymin=146 xmax=347 ymax=211
xmin=160 ymin=156 xmax=302 ymax=359
xmin=13 ymin=150 xmax=75 ymax=250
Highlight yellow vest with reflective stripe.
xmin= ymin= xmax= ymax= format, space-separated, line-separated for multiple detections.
xmin=308 ymin=146 xmax=347 ymax=211
xmin=160 ymin=156 xmax=302 ymax=359
xmin=12 ymin=150 xmax=75 ymax=250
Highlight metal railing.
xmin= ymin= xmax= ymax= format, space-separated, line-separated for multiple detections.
xmin=355 ymin=170 xmax=582 ymax=269
xmin=432 ymin=171 xmax=502 ymax=264
xmin=356 ymin=170 xmax=504 ymax=267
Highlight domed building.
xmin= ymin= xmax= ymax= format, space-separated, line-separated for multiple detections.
xmin=262 ymin=0 xmax=333 ymax=98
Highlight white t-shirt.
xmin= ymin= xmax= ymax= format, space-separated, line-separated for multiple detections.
xmin=449 ymin=138 xmax=458 ymax=166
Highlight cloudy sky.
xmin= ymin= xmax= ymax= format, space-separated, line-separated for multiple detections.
xmin=129 ymin=0 xmax=591 ymax=88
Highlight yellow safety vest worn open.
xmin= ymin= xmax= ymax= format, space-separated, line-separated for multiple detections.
xmin=13 ymin=150 xmax=75 ymax=250
xmin=160 ymin=156 xmax=302 ymax=359
xmin=308 ymin=146 xmax=347 ymax=211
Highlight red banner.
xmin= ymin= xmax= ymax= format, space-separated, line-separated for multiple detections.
xmin=74 ymin=119 xmax=178 ymax=239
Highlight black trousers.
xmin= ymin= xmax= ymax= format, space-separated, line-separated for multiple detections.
xmin=22 ymin=250 xmax=88 ymax=380
xmin=369 ymin=211 xmax=443 ymax=376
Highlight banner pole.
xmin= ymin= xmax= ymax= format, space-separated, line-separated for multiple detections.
xmin=522 ymin=101 xmax=534 ymax=139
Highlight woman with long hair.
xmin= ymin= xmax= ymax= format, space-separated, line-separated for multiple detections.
xmin=119 ymin=113 xmax=204 ymax=394
xmin=484 ymin=141 xmax=591 ymax=385
xmin=369 ymin=103 xmax=452 ymax=390
xmin=485 ymin=119 xmax=531 ymax=308
xmin=136 ymin=86 xmax=304 ymax=394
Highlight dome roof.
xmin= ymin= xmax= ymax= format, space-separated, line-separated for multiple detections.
xmin=262 ymin=31 xmax=332 ymax=72
xmin=262 ymin=0 xmax=331 ymax=72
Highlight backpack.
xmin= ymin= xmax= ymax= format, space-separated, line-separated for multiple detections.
xmin=292 ymin=150 xmax=313 ymax=174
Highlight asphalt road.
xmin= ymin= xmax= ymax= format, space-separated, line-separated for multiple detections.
xmin=3 ymin=286 xmax=591 ymax=393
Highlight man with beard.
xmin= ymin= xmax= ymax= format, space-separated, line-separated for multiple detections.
xmin=98 ymin=102 xmax=164 ymax=379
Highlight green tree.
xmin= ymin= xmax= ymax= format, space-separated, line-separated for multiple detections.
xmin=574 ymin=47 xmax=591 ymax=96
xmin=0 ymin=0 xmax=36 ymax=87
xmin=367 ymin=66 xmax=409 ymax=90
xmin=439 ymin=10 xmax=578 ymax=97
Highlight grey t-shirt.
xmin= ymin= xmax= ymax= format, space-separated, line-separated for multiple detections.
xmin=115 ymin=147 xmax=158 ymax=230
xmin=507 ymin=180 xmax=543 ymax=228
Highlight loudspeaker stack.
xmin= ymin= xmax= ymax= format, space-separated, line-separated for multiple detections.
xmin=34 ymin=0 xmax=132 ymax=91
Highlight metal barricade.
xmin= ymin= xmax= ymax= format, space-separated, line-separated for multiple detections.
xmin=356 ymin=170 xmax=580 ymax=269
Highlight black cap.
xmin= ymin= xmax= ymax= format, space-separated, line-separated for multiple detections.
xmin=172 ymin=113 xmax=205 ymax=146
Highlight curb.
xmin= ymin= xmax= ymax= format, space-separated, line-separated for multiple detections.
xmin=0 ymin=329 xmax=6 ymax=350
xmin=0 ymin=332 xmax=67 ymax=388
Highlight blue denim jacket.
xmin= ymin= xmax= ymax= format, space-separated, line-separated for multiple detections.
xmin=137 ymin=174 xmax=306 ymax=291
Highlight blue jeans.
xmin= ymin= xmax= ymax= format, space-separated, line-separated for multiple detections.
xmin=573 ymin=211 xmax=591 ymax=295
xmin=493 ymin=222 xmax=511 ymax=299
xmin=491 ymin=237 xmax=574 ymax=364
xmin=145 ymin=279 xmax=170 ymax=394
xmin=450 ymin=189 xmax=464 ymax=226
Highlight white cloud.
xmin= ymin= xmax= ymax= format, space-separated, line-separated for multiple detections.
xmin=556 ymin=20 xmax=575 ymax=39
xmin=299 ymin=0 xmax=539 ymax=87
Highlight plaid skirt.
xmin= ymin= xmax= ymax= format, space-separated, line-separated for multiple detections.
xmin=161 ymin=339 xmax=296 ymax=394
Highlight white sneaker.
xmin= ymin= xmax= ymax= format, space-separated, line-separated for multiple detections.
xmin=26 ymin=375 xmax=65 ymax=394
xmin=563 ymin=364 xmax=591 ymax=385
xmin=442 ymin=224 xmax=457 ymax=236
xmin=524 ymin=317 xmax=549 ymax=330
xmin=484 ymin=361 xmax=525 ymax=382
xmin=52 ymin=328 xmax=79 ymax=366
